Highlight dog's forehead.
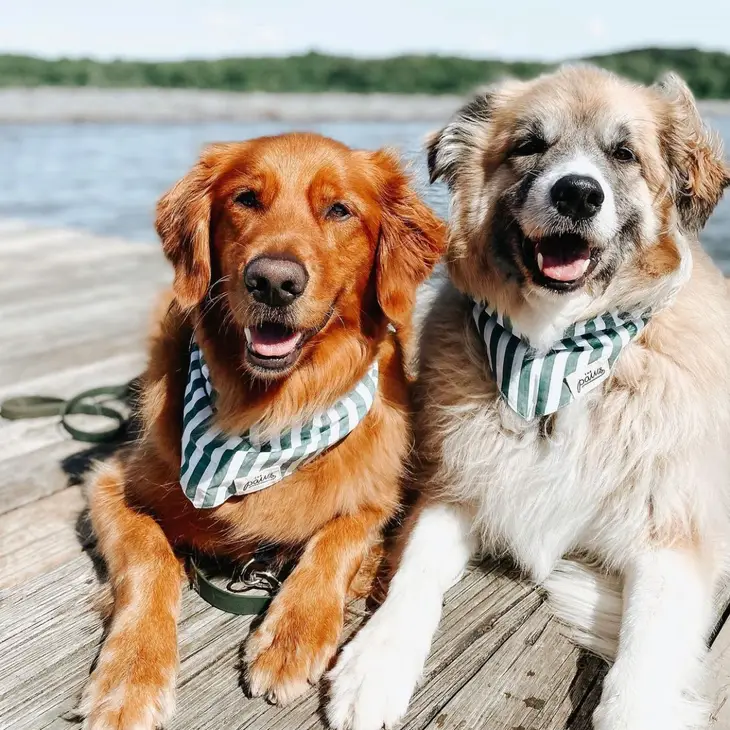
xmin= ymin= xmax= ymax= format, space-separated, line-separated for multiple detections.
xmin=508 ymin=69 xmax=660 ymax=144
xmin=219 ymin=134 xmax=363 ymax=192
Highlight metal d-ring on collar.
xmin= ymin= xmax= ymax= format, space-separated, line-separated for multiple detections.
xmin=227 ymin=556 xmax=282 ymax=595
xmin=189 ymin=551 xmax=283 ymax=616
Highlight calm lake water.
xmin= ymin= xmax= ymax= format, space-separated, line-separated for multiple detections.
xmin=2 ymin=117 xmax=730 ymax=270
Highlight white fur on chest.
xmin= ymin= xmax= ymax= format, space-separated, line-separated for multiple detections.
xmin=440 ymin=395 xmax=609 ymax=581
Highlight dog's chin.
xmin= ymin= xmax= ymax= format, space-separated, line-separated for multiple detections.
xmin=242 ymin=309 xmax=333 ymax=380
xmin=520 ymin=231 xmax=600 ymax=294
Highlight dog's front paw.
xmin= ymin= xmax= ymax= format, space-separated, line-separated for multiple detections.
xmin=593 ymin=696 xmax=707 ymax=730
xmin=593 ymin=666 xmax=703 ymax=730
xmin=326 ymin=613 xmax=422 ymax=730
xmin=593 ymin=697 xmax=675 ymax=730
xmin=244 ymin=598 xmax=343 ymax=705
xmin=79 ymin=637 xmax=177 ymax=730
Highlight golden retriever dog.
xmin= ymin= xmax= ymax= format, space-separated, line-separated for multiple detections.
xmin=79 ymin=133 xmax=445 ymax=729
xmin=328 ymin=67 xmax=730 ymax=730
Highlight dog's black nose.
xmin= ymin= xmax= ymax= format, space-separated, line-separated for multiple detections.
xmin=244 ymin=257 xmax=309 ymax=307
xmin=551 ymin=175 xmax=605 ymax=220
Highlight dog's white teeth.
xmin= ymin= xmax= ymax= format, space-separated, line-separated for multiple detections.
xmin=244 ymin=326 xmax=252 ymax=342
xmin=579 ymin=258 xmax=590 ymax=275
xmin=537 ymin=252 xmax=544 ymax=272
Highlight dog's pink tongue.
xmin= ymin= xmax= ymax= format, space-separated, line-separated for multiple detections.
xmin=248 ymin=327 xmax=302 ymax=357
xmin=538 ymin=250 xmax=591 ymax=282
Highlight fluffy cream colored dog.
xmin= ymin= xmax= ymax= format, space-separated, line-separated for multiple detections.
xmin=327 ymin=66 xmax=730 ymax=730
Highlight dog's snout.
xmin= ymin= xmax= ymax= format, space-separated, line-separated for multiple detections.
xmin=244 ymin=256 xmax=309 ymax=307
xmin=550 ymin=174 xmax=605 ymax=221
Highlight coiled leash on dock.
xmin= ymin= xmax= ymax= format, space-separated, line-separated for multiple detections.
xmin=0 ymin=382 xmax=280 ymax=615
xmin=0 ymin=383 xmax=133 ymax=443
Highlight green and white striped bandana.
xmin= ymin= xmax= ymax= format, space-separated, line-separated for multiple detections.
xmin=180 ymin=341 xmax=379 ymax=509
xmin=472 ymin=301 xmax=649 ymax=421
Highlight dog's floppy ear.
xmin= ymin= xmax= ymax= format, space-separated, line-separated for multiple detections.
xmin=371 ymin=149 xmax=446 ymax=327
xmin=155 ymin=145 xmax=225 ymax=309
xmin=426 ymin=92 xmax=496 ymax=188
xmin=426 ymin=79 xmax=522 ymax=188
xmin=655 ymin=73 xmax=730 ymax=232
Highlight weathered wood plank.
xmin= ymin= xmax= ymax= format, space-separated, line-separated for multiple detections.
xmin=0 ymin=555 xmax=103 ymax=730
xmin=2 ymin=286 xmax=155 ymax=340
xmin=0 ymin=330 xmax=146 ymax=385
xmin=1 ymin=298 xmax=150 ymax=354
xmin=0 ymin=486 xmax=85 ymax=588
xmin=402 ymin=573 xmax=542 ymax=729
xmin=422 ymin=611 xmax=602 ymax=730
xmin=0 ymin=227 xmax=85 ymax=255
xmin=0 ymin=274 xmax=158 ymax=322
xmin=0 ymin=437 xmax=86 ymax=514
xmin=0 ymin=351 xmax=144 ymax=403
xmin=0 ymin=225 xmax=153 ymax=257
xmin=0 ymin=253 xmax=165 ymax=303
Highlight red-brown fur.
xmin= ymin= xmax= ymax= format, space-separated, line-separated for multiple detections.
xmin=81 ymin=133 xmax=445 ymax=728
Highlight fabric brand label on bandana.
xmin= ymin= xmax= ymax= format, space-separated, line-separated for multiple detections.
xmin=180 ymin=341 xmax=379 ymax=508
xmin=471 ymin=301 xmax=649 ymax=421
xmin=564 ymin=357 xmax=611 ymax=398
xmin=232 ymin=465 xmax=283 ymax=494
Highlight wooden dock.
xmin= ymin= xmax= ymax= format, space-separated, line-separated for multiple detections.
xmin=2 ymin=219 xmax=730 ymax=730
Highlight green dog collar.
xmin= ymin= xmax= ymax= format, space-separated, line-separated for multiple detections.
xmin=188 ymin=554 xmax=282 ymax=616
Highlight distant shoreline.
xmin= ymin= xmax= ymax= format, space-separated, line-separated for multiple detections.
xmin=0 ymin=88 xmax=464 ymax=123
xmin=4 ymin=87 xmax=728 ymax=124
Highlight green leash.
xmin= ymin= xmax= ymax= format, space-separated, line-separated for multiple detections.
xmin=0 ymin=382 xmax=132 ymax=443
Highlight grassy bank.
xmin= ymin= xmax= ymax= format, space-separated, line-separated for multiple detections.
xmin=2 ymin=47 xmax=730 ymax=98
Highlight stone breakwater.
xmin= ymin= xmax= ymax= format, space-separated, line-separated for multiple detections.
xmin=0 ymin=87 xmax=466 ymax=123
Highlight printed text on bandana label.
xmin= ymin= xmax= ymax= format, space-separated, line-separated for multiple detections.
xmin=565 ymin=358 xmax=611 ymax=399
xmin=233 ymin=466 xmax=283 ymax=494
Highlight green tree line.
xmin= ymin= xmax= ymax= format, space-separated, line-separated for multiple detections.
xmin=1 ymin=48 xmax=730 ymax=98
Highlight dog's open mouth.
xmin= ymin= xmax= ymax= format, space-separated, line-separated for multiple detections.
xmin=243 ymin=306 xmax=334 ymax=375
xmin=523 ymin=233 xmax=596 ymax=291
xmin=244 ymin=323 xmax=304 ymax=371
xmin=246 ymin=324 xmax=302 ymax=358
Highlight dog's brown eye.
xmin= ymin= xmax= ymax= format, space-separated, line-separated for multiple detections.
xmin=326 ymin=202 xmax=351 ymax=220
xmin=511 ymin=137 xmax=549 ymax=157
xmin=613 ymin=145 xmax=636 ymax=163
xmin=235 ymin=190 xmax=260 ymax=208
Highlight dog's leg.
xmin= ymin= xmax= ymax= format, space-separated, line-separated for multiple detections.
xmin=594 ymin=547 xmax=713 ymax=730
xmin=326 ymin=501 xmax=476 ymax=730
xmin=81 ymin=461 xmax=184 ymax=730
xmin=244 ymin=507 xmax=393 ymax=705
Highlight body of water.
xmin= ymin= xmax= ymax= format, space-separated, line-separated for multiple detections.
xmin=1 ymin=118 xmax=729 ymax=270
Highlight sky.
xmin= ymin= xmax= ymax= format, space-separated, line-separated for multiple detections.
xmin=2 ymin=0 xmax=730 ymax=62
